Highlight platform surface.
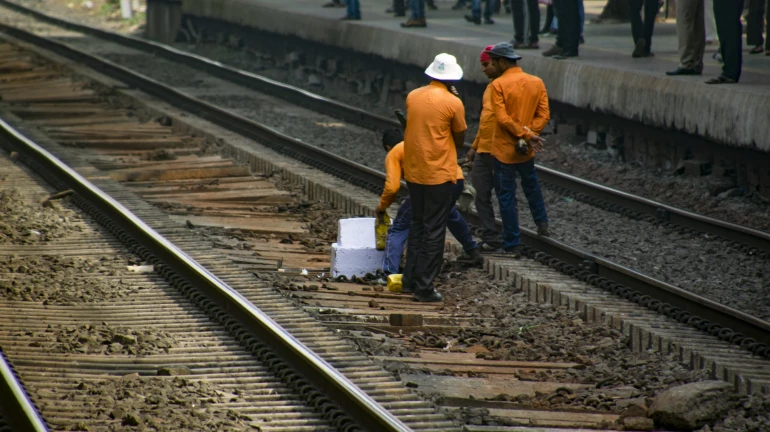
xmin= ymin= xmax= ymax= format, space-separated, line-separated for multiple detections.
xmin=182 ymin=0 xmax=770 ymax=150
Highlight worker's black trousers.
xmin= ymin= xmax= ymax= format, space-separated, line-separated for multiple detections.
xmin=403 ymin=181 xmax=453 ymax=294
xmin=714 ymin=0 xmax=745 ymax=81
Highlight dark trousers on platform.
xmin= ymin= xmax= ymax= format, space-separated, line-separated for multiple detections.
xmin=553 ymin=0 xmax=580 ymax=55
xmin=393 ymin=0 xmax=406 ymax=15
xmin=511 ymin=0 xmax=540 ymax=44
xmin=630 ymin=0 xmax=658 ymax=53
xmin=403 ymin=181 xmax=453 ymax=293
xmin=714 ymin=0 xmax=745 ymax=81
xmin=747 ymin=0 xmax=770 ymax=49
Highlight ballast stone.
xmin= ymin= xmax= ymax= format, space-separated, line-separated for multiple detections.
xmin=331 ymin=218 xmax=384 ymax=278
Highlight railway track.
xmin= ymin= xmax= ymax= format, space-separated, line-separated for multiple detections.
xmin=0 ymin=2 xmax=767 ymax=344
xmin=0 ymin=6 xmax=768 ymax=431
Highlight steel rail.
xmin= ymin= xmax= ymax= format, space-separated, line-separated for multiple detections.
xmin=0 ymin=121 xmax=410 ymax=430
xmin=2 ymin=0 xmax=769 ymax=256
xmin=0 ymin=16 xmax=768 ymax=351
xmin=0 ymin=350 xmax=48 ymax=431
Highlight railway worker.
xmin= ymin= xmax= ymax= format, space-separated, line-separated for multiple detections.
xmin=377 ymin=129 xmax=482 ymax=278
xmin=466 ymin=42 xmax=550 ymax=258
xmin=388 ymin=53 xmax=467 ymax=302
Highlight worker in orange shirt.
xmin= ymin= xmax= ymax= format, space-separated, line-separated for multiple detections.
xmin=377 ymin=129 xmax=481 ymax=278
xmin=466 ymin=42 xmax=550 ymax=258
xmin=391 ymin=53 xmax=467 ymax=302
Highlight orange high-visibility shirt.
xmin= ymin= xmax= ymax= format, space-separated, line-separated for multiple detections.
xmin=471 ymin=84 xmax=494 ymax=154
xmin=378 ymin=142 xmax=464 ymax=211
xmin=403 ymin=81 xmax=467 ymax=185
xmin=488 ymin=67 xmax=550 ymax=164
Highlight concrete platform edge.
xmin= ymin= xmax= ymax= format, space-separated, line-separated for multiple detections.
xmin=181 ymin=0 xmax=770 ymax=152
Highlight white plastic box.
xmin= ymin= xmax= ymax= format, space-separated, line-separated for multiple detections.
xmin=330 ymin=217 xmax=384 ymax=278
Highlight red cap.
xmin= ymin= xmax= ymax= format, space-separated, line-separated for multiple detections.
xmin=480 ymin=45 xmax=495 ymax=62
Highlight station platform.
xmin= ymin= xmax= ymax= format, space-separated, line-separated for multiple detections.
xmin=180 ymin=0 xmax=770 ymax=151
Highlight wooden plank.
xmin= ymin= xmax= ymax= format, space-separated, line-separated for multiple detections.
xmin=399 ymin=373 xmax=589 ymax=400
xmin=109 ymin=166 xmax=250 ymax=182
xmin=485 ymin=408 xmax=619 ymax=428
xmin=375 ymin=353 xmax=580 ymax=371
xmin=168 ymin=215 xmax=306 ymax=234
xmin=58 ymin=137 xmax=189 ymax=150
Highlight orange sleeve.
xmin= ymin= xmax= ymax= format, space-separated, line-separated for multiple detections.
xmin=491 ymin=81 xmax=534 ymax=141
xmin=471 ymin=131 xmax=480 ymax=150
xmin=456 ymin=165 xmax=464 ymax=180
xmin=529 ymin=82 xmax=550 ymax=135
xmin=450 ymin=98 xmax=467 ymax=133
xmin=377 ymin=147 xmax=402 ymax=211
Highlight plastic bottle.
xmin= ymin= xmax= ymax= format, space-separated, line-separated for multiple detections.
xmin=387 ymin=274 xmax=403 ymax=293
xmin=375 ymin=213 xmax=391 ymax=251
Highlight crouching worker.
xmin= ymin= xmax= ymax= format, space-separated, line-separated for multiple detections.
xmin=377 ymin=129 xmax=482 ymax=279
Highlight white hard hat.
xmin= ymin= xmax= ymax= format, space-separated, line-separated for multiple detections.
xmin=424 ymin=53 xmax=463 ymax=81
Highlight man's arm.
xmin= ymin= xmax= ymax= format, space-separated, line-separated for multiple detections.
xmin=377 ymin=153 xmax=402 ymax=212
xmin=491 ymin=82 xmax=534 ymax=141
xmin=452 ymin=130 xmax=466 ymax=150
xmin=529 ymin=84 xmax=550 ymax=135
xmin=450 ymin=99 xmax=468 ymax=150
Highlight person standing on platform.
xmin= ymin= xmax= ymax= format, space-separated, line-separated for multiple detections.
xmin=402 ymin=0 xmax=428 ymax=27
xmin=707 ymin=0 xmax=744 ymax=83
xmin=464 ymin=0 xmax=495 ymax=25
xmin=747 ymin=0 xmax=769 ymax=55
xmin=629 ymin=0 xmax=658 ymax=57
xmin=542 ymin=0 xmax=580 ymax=58
xmin=377 ymin=129 xmax=481 ymax=277
xmin=400 ymin=53 xmax=467 ymax=302
xmin=666 ymin=0 xmax=705 ymax=76
xmin=481 ymin=43 xmax=550 ymax=257
xmin=510 ymin=0 xmax=541 ymax=49
xmin=340 ymin=0 xmax=361 ymax=20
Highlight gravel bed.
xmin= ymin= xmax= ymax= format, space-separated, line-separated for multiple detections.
xmin=26 ymin=323 xmax=177 ymax=355
xmin=0 ymin=254 xmax=142 ymax=304
xmin=53 ymin=376 xmax=255 ymax=431
xmin=0 ymin=188 xmax=82 ymax=243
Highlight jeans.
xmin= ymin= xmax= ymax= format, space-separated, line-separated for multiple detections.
xmin=630 ymin=0 xmax=658 ymax=52
xmin=553 ymin=0 xmax=581 ymax=55
xmin=347 ymin=0 xmax=361 ymax=18
xmin=383 ymin=181 xmax=478 ymax=275
xmin=714 ymin=0 xmax=744 ymax=81
xmin=403 ymin=182 xmax=453 ymax=293
xmin=493 ymin=158 xmax=548 ymax=249
xmin=552 ymin=0 xmax=583 ymax=34
xmin=472 ymin=0 xmax=493 ymax=19
xmin=410 ymin=0 xmax=426 ymax=19
xmin=512 ymin=0 xmax=540 ymax=43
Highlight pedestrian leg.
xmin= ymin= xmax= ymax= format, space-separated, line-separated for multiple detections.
xmin=713 ymin=0 xmax=744 ymax=82
xmin=382 ymin=198 xmax=412 ymax=275
xmin=493 ymin=159 xmax=521 ymax=250
xmin=516 ymin=159 xmax=549 ymax=224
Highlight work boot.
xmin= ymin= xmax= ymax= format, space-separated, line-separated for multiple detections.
xmin=458 ymin=248 xmax=484 ymax=265
xmin=542 ymin=45 xmax=563 ymax=57
xmin=401 ymin=18 xmax=427 ymax=27
xmin=537 ymin=222 xmax=551 ymax=237
xmin=464 ymin=14 xmax=481 ymax=24
xmin=503 ymin=245 xmax=524 ymax=259
xmin=413 ymin=289 xmax=444 ymax=302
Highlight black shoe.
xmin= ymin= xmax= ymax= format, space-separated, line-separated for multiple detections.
xmin=503 ymin=245 xmax=524 ymax=258
xmin=632 ymin=39 xmax=646 ymax=58
xmin=427 ymin=2 xmax=437 ymax=9
xmin=451 ymin=2 xmax=464 ymax=9
xmin=394 ymin=11 xmax=405 ymax=16
xmin=478 ymin=242 xmax=501 ymax=253
xmin=579 ymin=35 xmax=585 ymax=44
xmin=413 ymin=289 xmax=444 ymax=302
xmin=537 ymin=222 xmax=551 ymax=237
xmin=552 ymin=52 xmax=578 ymax=60
xmin=483 ymin=18 xmax=495 ymax=24
xmin=385 ymin=7 xmax=394 ymax=12
xmin=666 ymin=67 xmax=701 ymax=76
xmin=464 ymin=14 xmax=481 ymax=24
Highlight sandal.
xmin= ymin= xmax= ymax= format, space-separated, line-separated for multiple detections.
xmin=705 ymin=75 xmax=737 ymax=85
xmin=749 ymin=45 xmax=764 ymax=54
